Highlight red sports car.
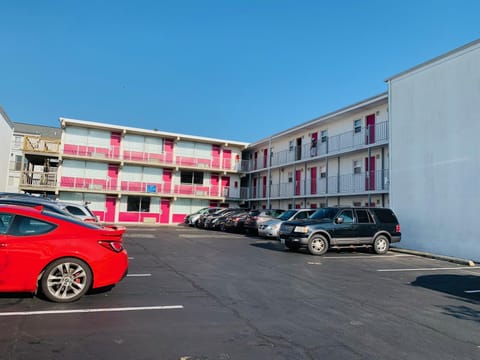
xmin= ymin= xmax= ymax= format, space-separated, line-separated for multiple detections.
xmin=0 ymin=204 xmax=128 ymax=302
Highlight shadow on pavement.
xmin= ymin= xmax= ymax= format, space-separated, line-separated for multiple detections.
xmin=412 ymin=274 xmax=480 ymax=323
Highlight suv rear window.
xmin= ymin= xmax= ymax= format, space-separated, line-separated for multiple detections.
xmin=371 ymin=209 xmax=398 ymax=223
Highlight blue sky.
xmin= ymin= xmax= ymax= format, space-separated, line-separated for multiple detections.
xmin=1 ymin=0 xmax=479 ymax=142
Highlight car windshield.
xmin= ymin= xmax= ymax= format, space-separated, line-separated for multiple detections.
xmin=310 ymin=208 xmax=338 ymax=221
xmin=278 ymin=210 xmax=298 ymax=220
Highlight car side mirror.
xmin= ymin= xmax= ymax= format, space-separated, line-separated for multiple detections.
xmin=335 ymin=217 xmax=344 ymax=224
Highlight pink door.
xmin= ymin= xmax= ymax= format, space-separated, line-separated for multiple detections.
xmin=310 ymin=167 xmax=317 ymax=195
xmin=252 ymin=178 xmax=257 ymax=198
xmin=160 ymin=199 xmax=170 ymax=223
xmin=366 ymin=114 xmax=375 ymax=144
xmin=163 ymin=169 xmax=172 ymax=194
xmin=212 ymin=145 xmax=221 ymax=168
xmin=110 ymin=132 xmax=121 ymax=158
xmin=254 ymin=152 xmax=258 ymax=170
xmin=108 ymin=164 xmax=119 ymax=190
xmin=365 ymin=156 xmax=375 ymax=190
xmin=211 ymin=174 xmax=219 ymax=197
xmin=263 ymin=149 xmax=268 ymax=168
xmin=223 ymin=149 xmax=232 ymax=170
xmin=105 ymin=196 xmax=116 ymax=222
xmin=295 ymin=170 xmax=301 ymax=196
xmin=221 ymin=176 xmax=230 ymax=197
xmin=164 ymin=139 xmax=174 ymax=163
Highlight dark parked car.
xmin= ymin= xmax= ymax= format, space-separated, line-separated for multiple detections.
xmin=243 ymin=209 xmax=285 ymax=234
xmin=196 ymin=207 xmax=226 ymax=228
xmin=214 ymin=208 xmax=248 ymax=231
xmin=0 ymin=197 xmax=73 ymax=217
xmin=223 ymin=211 xmax=249 ymax=233
xmin=202 ymin=208 xmax=237 ymax=229
xmin=279 ymin=207 xmax=401 ymax=255
xmin=184 ymin=207 xmax=221 ymax=227
xmin=0 ymin=197 xmax=98 ymax=223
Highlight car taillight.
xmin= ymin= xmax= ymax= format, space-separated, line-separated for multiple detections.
xmin=395 ymin=224 xmax=401 ymax=233
xmin=98 ymin=240 xmax=124 ymax=253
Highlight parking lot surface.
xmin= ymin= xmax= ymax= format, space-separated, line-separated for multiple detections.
xmin=1 ymin=225 xmax=479 ymax=360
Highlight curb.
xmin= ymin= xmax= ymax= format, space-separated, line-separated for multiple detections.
xmin=390 ymin=247 xmax=476 ymax=267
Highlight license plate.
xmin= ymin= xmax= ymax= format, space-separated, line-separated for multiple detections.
xmin=280 ymin=238 xmax=285 ymax=244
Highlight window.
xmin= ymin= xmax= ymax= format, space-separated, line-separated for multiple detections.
xmin=14 ymin=155 xmax=22 ymax=171
xmin=295 ymin=211 xmax=312 ymax=220
xmin=288 ymin=172 xmax=293 ymax=183
xmin=65 ymin=205 xmax=88 ymax=217
xmin=289 ymin=140 xmax=294 ymax=151
xmin=10 ymin=215 xmax=56 ymax=236
xmin=320 ymin=165 xmax=326 ymax=178
xmin=321 ymin=130 xmax=328 ymax=143
xmin=127 ymin=196 xmax=151 ymax=212
xmin=372 ymin=209 xmax=398 ymax=223
xmin=0 ymin=214 xmax=14 ymax=234
xmin=354 ymin=119 xmax=362 ymax=133
xmin=355 ymin=209 xmax=372 ymax=223
xmin=353 ymin=160 xmax=362 ymax=174
xmin=13 ymin=136 xmax=23 ymax=149
xmin=180 ymin=171 xmax=204 ymax=185
xmin=338 ymin=210 xmax=354 ymax=223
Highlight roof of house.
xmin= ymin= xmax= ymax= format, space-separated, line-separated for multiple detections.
xmin=60 ymin=117 xmax=249 ymax=148
xmin=13 ymin=122 xmax=61 ymax=138
xmin=0 ymin=107 xmax=14 ymax=129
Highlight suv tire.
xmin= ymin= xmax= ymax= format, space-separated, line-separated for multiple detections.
xmin=373 ymin=235 xmax=390 ymax=254
xmin=308 ymin=235 xmax=329 ymax=255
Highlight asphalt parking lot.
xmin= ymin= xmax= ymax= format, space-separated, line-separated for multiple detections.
xmin=1 ymin=226 xmax=479 ymax=360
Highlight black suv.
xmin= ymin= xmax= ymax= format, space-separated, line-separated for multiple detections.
xmin=279 ymin=207 xmax=401 ymax=255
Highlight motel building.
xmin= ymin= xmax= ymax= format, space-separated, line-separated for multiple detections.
xmin=3 ymin=38 xmax=479 ymax=261
xmin=243 ymin=93 xmax=389 ymax=210
xmin=51 ymin=118 xmax=248 ymax=224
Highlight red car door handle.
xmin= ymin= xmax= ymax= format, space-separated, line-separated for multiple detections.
xmin=0 ymin=243 xmax=7 ymax=248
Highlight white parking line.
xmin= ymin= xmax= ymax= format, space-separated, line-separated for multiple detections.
xmin=324 ymin=254 xmax=414 ymax=259
xmin=465 ymin=290 xmax=480 ymax=294
xmin=127 ymin=273 xmax=152 ymax=277
xmin=124 ymin=234 xmax=155 ymax=238
xmin=0 ymin=305 xmax=184 ymax=317
xmin=126 ymin=228 xmax=159 ymax=232
xmin=377 ymin=266 xmax=478 ymax=272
